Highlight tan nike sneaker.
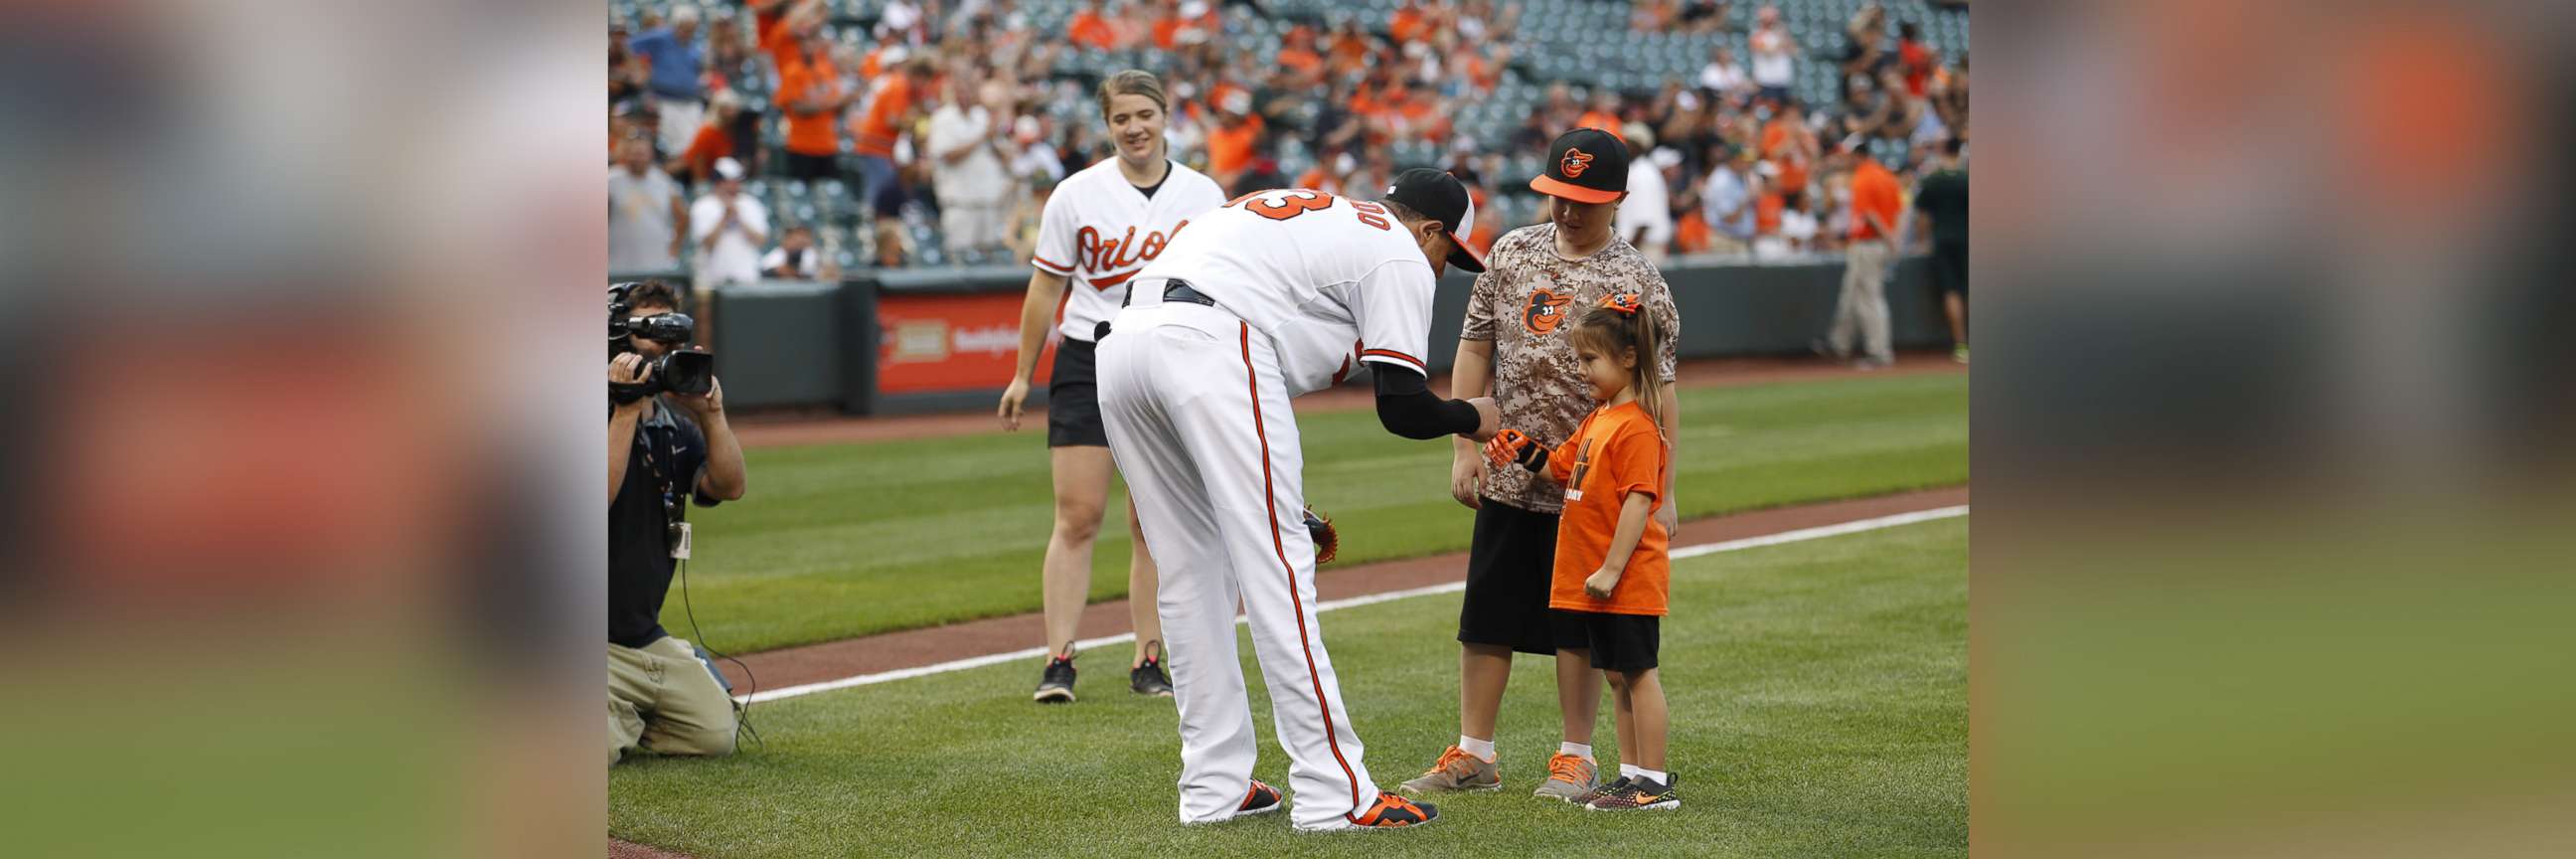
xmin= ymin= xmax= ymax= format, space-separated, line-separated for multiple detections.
xmin=1397 ymin=746 xmax=1501 ymax=793
xmin=1531 ymin=753 xmax=1598 ymax=801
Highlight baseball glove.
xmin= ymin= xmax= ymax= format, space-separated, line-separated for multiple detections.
xmin=1304 ymin=506 xmax=1340 ymax=564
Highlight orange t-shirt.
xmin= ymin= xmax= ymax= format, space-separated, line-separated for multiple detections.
xmin=1754 ymin=189 xmax=1784 ymax=236
xmin=1069 ymin=12 xmax=1117 ymax=51
xmin=1206 ymin=117 xmax=1260 ymax=179
xmin=778 ymin=55 xmax=845 ymax=156
xmin=1848 ymin=158 xmax=1903 ymax=241
xmin=1576 ymin=110 xmax=1622 ymax=135
xmin=1675 ymin=211 xmax=1710 ymax=253
xmin=760 ymin=20 xmax=803 ymax=74
xmin=1329 ymin=34 xmax=1370 ymax=70
xmin=852 ymin=76 xmax=913 ymax=158
xmin=1152 ymin=16 xmax=1182 ymax=51
xmin=1278 ymin=47 xmax=1323 ymax=79
xmin=1761 ymin=120 xmax=1810 ymax=194
xmin=1389 ymin=8 xmax=1428 ymax=44
xmin=679 ymin=123 xmax=734 ymax=180
xmin=1544 ymin=402 xmax=1671 ymax=616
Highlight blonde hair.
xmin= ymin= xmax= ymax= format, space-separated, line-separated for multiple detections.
xmin=1570 ymin=299 xmax=1669 ymax=428
xmin=1095 ymin=70 xmax=1170 ymax=118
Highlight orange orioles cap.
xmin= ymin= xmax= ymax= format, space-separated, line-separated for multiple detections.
xmin=1530 ymin=127 xmax=1628 ymax=204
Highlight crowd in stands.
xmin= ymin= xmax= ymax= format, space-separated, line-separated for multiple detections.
xmin=607 ymin=0 xmax=1969 ymax=280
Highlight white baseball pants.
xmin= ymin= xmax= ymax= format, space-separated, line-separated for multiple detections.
xmin=1096 ymin=295 xmax=1380 ymax=831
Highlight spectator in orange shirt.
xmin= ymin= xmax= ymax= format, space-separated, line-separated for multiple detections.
xmin=1150 ymin=0 xmax=1184 ymax=51
xmin=1294 ymin=145 xmax=1349 ymax=195
xmin=777 ymin=34 xmax=851 ymax=181
xmin=1390 ymin=0 xmax=1429 ymax=45
xmin=1575 ymin=90 xmax=1623 ymax=137
xmin=1204 ymin=90 xmax=1262 ymax=193
xmin=1897 ymin=21 xmax=1934 ymax=97
xmin=853 ymin=60 xmax=935 ymax=266
xmin=759 ymin=0 xmax=825 ymax=73
xmin=1068 ymin=0 xmax=1119 ymax=51
xmin=1328 ymin=20 xmax=1371 ymax=71
xmin=1276 ymin=25 xmax=1325 ymax=85
xmin=1823 ymin=139 xmax=1903 ymax=368
xmin=669 ymin=90 xmax=743 ymax=187
xmin=859 ymin=30 xmax=899 ymax=80
xmin=1759 ymin=99 xmax=1816 ymax=196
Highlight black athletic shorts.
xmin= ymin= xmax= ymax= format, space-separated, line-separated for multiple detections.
xmin=1046 ymin=336 xmax=1108 ymax=448
xmin=1931 ymin=241 xmax=1968 ymax=298
xmin=1458 ymin=499 xmax=1590 ymax=655
xmin=1573 ymin=611 xmax=1661 ymax=673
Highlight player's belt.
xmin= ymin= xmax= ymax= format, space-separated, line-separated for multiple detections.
xmin=1162 ymin=279 xmax=1216 ymax=307
xmin=1098 ymin=279 xmax=1218 ymax=340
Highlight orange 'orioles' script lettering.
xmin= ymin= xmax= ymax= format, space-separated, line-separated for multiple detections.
xmin=1077 ymin=220 xmax=1191 ymax=289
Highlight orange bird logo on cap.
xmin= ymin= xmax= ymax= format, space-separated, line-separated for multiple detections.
xmin=1560 ymin=149 xmax=1594 ymax=178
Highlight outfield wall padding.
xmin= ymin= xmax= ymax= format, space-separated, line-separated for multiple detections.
xmin=670 ymin=257 xmax=1953 ymax=413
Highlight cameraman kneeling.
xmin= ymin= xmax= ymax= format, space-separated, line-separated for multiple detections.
xmin=608 ymin=280 xmax=748 ymax=766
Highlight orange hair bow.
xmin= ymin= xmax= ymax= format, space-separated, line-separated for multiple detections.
xmin=1599 ymin=292 xmax=1644 ymax=316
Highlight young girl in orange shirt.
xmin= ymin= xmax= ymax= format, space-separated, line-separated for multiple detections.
xmin=1484 ymin=293 xmax=1681 ymax=811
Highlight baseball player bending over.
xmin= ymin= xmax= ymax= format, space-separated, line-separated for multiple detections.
xmin=1097 ymin=170 xmax=1499 ymax=831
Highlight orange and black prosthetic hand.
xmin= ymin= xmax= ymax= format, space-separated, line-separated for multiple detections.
xmin=1483 ymin=429 xmax=1548 ymax=472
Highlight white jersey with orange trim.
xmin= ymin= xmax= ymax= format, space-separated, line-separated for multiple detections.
xmin=1130 ymin=188 xmax=1441 ymax=384
xmin=1029 ymin=158 xmax=1226 ymax=342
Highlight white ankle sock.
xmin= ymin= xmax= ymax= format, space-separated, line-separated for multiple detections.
xmin=1459 ymin=736 xmax=1496 ymax=762
xmin=1559 ymin=742 xmax=1594 ymax=762
xmin=1620 ymin=764 xmax=1642 ymax=779
xmin=1638 ymin=768 xmax=1669 ymax=784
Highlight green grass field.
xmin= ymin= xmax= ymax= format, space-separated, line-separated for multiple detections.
xmin=673 ymin=372 xmax=1968 ymax=653
xmin=611 ymin=516 xmax=1969 ymax=858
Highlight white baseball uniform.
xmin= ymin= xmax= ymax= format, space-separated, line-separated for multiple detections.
xmin=1097 ymin=189 xmax=1440 ymax=831
xmin=1030 ymin=158 xmax=1227 ymax=342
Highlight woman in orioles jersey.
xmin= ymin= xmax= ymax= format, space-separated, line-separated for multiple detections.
xmin=997 ymin=70 xmax=1226 ymax=704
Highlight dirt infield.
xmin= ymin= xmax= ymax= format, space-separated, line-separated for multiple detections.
xmin=609 ymin=838 xmax=695 ymax=859
xmin=711 ymin=486 xmax=1966 ymax=694
xmin=729 ymin=353 xmax=1967 ymax=448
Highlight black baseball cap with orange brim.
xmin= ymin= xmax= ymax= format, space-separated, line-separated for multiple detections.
xmin=1382 ymin=167 xmax=1487 ymax=272
xmin=1530 ymin=127 xmax=1629 ymax=204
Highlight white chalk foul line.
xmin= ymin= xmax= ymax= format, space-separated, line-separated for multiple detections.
xmin=739 ymin=504 xmax=1967 ymax=705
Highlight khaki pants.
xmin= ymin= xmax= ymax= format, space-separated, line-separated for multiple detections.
xmin=1831 ymin=240 xmax=1894 ymax=364
xmin=609 ymin=635 xmax=738 ymax=766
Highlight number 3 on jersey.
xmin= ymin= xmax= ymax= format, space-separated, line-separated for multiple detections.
xmin=1226 ymin=189 xmax=1393 ymax=231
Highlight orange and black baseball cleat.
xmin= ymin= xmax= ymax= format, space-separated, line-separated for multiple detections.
xmin=1237 ymin=779 xmax=1283 ymax=817
xmin=1349 ymin=791 xmax=1438 ymax=829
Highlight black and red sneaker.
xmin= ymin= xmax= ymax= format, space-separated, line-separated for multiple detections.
xmin=1130 ymin=656 xmax=1174 ymax=697
xmin=1033 ymin=654 xmax=1076 ymax=704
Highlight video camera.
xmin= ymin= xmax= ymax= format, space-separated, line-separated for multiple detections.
xmin=609 ymin=282 xmax=715 ymax=404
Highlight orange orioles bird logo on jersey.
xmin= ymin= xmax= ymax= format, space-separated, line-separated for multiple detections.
xmin=1523 ymin=288 xmax=1573 ymax=334
xmin=1559 ymin=149 xmax=1595 ymax=178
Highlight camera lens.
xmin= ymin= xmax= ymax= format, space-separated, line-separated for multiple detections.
xmin=658 ymin=350 xmax=715 ymax=396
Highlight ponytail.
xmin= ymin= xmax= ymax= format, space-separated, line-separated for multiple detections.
xmin=1571 ymin=292 xmax=1668 ymax=429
